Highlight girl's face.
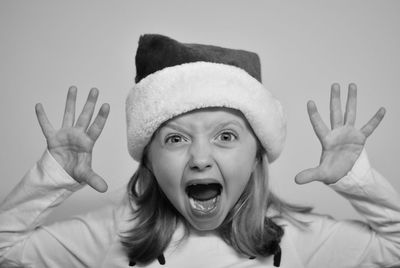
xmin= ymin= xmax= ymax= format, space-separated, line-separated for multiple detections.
xmin=148 ymin=108 xmax=258 ymax=231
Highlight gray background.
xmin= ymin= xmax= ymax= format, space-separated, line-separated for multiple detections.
xmin=1 ymin=0 xmax=399 ymax=222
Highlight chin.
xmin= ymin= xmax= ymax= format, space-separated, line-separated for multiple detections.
xmin=185 ymin=208 xmax=228 ymax=232
xmin=189 ymin=218 xmax=223 ymax=231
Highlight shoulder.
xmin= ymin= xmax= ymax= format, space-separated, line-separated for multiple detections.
xmin=61 ymin=191 xmax=137 ymax=237
xmin=274 ymin=210 xmax=338 ymax=240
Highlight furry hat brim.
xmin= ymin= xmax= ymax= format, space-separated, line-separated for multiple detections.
xmin=126 ymin=61 xmax=286 ymax=162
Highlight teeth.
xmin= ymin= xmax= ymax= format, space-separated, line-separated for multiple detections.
xmin=189 ymin=196 xmax=218 ymax=212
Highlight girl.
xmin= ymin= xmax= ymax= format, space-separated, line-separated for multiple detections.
xmin=0 ymin=34 xmax=399 ymax=267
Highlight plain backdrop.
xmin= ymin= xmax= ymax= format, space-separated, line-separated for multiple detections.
xmin=1 ymin=0 xmax=399 ymax=223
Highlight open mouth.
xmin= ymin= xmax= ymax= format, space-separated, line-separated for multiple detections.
xmin=185 ymin=183 xmax=222 ymax=215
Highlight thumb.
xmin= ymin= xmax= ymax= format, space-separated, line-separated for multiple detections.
xmin=84 ymin=169 xmax=108 ymax=193
xmin=295 ymin=167 xmax=321 ymax=185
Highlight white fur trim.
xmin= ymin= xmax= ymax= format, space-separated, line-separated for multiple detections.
xmin=126 ymin=62 xmax=286 ymax=162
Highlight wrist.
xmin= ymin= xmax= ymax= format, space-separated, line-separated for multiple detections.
xmin=41 ymin=150 xmax=84 ymax=191
xmin=48 ymin=148 xmax=78 ymax=180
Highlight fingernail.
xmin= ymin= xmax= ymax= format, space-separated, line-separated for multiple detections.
xmin=102 ymin=103 xmax=110 ymax=113
xmin=349 ymin=83 xmax=357 ymax=90
xmin=379 ymin=107 xmax=386 ymax=116
xmin=332 ymin=83 xmax=340 ymax=90
xmin=35 ymin=103 xmax=42 ymax=112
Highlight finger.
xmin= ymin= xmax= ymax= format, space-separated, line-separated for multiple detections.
xmin=75 ymin=88 xmax=99 ymax=130
xmin=360 ymin=107 xmax=386 ymax=138
xmin=87 ymin=103 xmax=110 ymax=141
xmin=295 ymin=167 xmax=322 ymax=185
xmin=330 ymin=83 xmax=343 ymax=129
xmin=84 ymin=169 xmax=108 ymax=193
xmin=307 ymin=100 xmax=329 ymax=141
xmin=61 ymin=86 xmax=77 ymax=128
xmin=35 ymin=103 xmax=55 ymax=139
xmin=344 ymin=83 xmax=357 ymax=126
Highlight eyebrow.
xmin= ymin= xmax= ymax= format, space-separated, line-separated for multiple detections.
xmin=164 ymin=119 xmax=246 ymax=133
xmin=162 ymin=122 xmax=189 ymax=133
xmin=215 ymin=120 xmax=245 ymax=131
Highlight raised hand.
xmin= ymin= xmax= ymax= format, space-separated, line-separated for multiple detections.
xmin=295 ymin=83 xmax=385 ymax=185
xmin=35 ymin=86 xmax=110 ymax=192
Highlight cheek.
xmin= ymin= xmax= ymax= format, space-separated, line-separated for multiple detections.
xmin=153 ymin=161 xmax=178 ymax=189
xmin=149 ymin=150 xmax=186 ymax=204
xmin=227 ymin=161 xmax=254 ymax=195
xmin=219 ymin=149 xmax=257 ymax=199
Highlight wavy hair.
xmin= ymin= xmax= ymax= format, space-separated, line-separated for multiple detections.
xmin=120 ymin=143 xmax=312 ymax=265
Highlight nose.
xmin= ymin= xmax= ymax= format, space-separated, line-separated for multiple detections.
xmin=188 ymin=139 xmax=213 ymax=171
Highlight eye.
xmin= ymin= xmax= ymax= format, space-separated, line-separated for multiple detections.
xmin=165 ymin=134 xmax=186 ymax=144
xmin=216 ymin=131 xmax=237 ymax=142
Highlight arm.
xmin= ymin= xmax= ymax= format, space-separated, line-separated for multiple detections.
xmin=0 ymin=87 xmax=111 ymax=267
xmin=295 ymin=150 xmax=400 ymax=267
xmin=329 ymin=150 xmax=400 ymax=265
xmin=0 ymin=151 xmax=116 ymax=267
xmin=295 ymin=84 xmax=400 ymax=267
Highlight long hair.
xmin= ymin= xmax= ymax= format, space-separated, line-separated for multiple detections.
xmin=217 ymin=149 xmax=311 ymax=258
xmin=120 ymin=156 xmax=185 ymax=264
xmin=120 ymin=143 xmax=312 ymax=265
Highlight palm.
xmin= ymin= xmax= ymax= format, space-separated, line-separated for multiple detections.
xmin=318 ymin=127 xmax=365 ymax=184
xmin=47 ymin=128 xmax=94 ymax=181
xmin=36 ymin=87 xmax=110 ymax=192
xmin=295 ymin=83 xmax=385 ymax=185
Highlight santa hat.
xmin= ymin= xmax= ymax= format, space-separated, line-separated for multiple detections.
xmin=126 ymin=34 xmax=286 ymax=162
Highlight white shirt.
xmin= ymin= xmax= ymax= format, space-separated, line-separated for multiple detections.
xmin=0 ymin=150 xmax=399 ymax=267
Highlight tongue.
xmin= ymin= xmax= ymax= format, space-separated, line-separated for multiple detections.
xmin=187 ymin=184 xmax=221 ymax=201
